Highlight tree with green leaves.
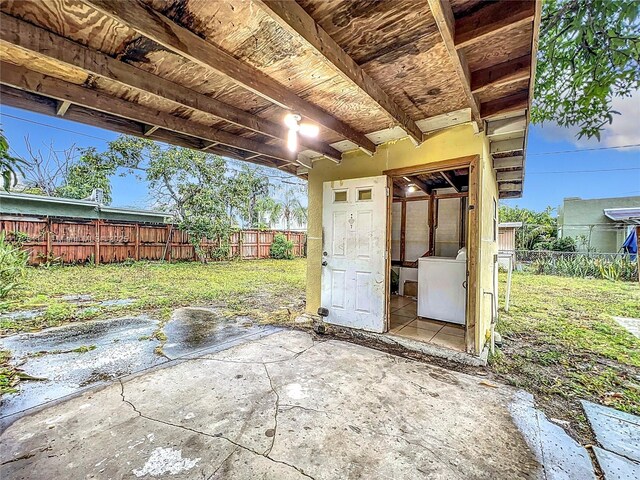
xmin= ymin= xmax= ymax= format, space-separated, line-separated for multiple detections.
xmin=534 ymin=0 xmax=640 ymax=139
xmin=499 ymin=205 xmax=559 ymax=250
xmin=0 ymin=129 xmax=25 ymax=191
xmin=17 ymin=137 xmax=117 ymax=203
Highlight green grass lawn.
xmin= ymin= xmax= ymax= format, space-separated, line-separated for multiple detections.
xmin=493 ymin=272 xmax=640 ymax=441
xmin=1 ymin=258 xmax=307 ymax=335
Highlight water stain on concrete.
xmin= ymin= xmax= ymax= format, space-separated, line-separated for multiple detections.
xmin=161 ymin=307 xmax=260 ymax=359
xmin=0 ymin=316 xmax=162 ymax=417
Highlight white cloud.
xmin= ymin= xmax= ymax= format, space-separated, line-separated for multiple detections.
xmin=537 ymin=90 xmax=640 ymax=149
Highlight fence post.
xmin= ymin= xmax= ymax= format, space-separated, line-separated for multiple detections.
xmin=94 ymin=219 xmax=101 ymax=265
xmin=135 ymin=223 xmax=140 ymax=261
xmin=45 ymin=217 xmax=52 ymax=262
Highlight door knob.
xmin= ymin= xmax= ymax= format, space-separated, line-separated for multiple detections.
xmin=322 ymin=261 xmax=328 ymax=266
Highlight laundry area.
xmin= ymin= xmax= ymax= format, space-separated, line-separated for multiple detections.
xmin=389 ymin=165 xmax=471 ymax=353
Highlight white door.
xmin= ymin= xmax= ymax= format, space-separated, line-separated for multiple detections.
xmin=321 ymin=175 xmax=388 ymax=333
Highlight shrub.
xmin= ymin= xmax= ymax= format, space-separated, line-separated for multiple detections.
xmin=0 ymin=231 xmax=29 ymax=298
xmin=270 ymin=234 xmax=294 ymax=260
xmin=531 ymin=253 xmax=637 ymax=282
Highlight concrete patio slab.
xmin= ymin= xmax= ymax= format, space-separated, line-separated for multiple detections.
xmin=1 ymin=331 xmax=595 ymax=479
xmin=581 ymin=400 xmax=640 ymax=463
xmin=593 ymin=447 xmax=640 ymax=480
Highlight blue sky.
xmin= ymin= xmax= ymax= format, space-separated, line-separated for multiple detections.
xmin=1 ymin=100 xmax=639 ymax=214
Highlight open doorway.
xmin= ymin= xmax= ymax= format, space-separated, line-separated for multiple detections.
xmin=384 ymin=159 xmax=474 ymax=353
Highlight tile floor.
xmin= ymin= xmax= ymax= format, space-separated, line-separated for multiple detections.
xmin=388 ymin=295 xmax=466 ymax=352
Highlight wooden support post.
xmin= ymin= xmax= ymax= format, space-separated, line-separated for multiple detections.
xmin=428 ymin=193 xmax=437 ymax=255
xmin=257 ymin=231 xmax=261 ymax=259
xmin=135 ymin=223 xmax=140 ymax=261
xmin=94 ymin=219 xmax=101 ymax=264
xmin=400 ymin=200 xmax=407 ymax=263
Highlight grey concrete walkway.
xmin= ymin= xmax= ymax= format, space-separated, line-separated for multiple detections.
xmin=1 ymin=331 xmax=595 ymax=479
xmin=582 ymin=400 xmax=640 ymax=479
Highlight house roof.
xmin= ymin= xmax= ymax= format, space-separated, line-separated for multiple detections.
xmin=0 ymin=191 xmax=171 ymax=219
xmin=499 ymin=222 xmax=523 ymax=228
xmin=0 ymin=0 xmax=540 ymax=198
xmin=604 ymin=208 xmax=640 ymax=225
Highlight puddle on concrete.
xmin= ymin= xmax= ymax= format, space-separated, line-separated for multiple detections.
xmin=162 ymin=307 xmax=260 ymax=359
xmin=0 ymin=310 xmax=41 ymax=321
xmin=1 ymin=306 xmax=269 ymax=418
xmin=0 ymin=316 xmax=163 ymax=417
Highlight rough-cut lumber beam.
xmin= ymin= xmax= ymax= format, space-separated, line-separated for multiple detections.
xmin=491 ymin=138 xmax=525 ymax=155
xmin=481 ymin=92 xmax=529 ymax=119
xmin=82 ymin=0 xmax=376 ymax=154
xmin=255 ymin=0 xmax=424 ymax=145
xmin=201 ymin=142 xmax=219 ymax=151
xmin=143 ymin=125 xmax=160 ymax=136
xmin=454 ymin=1 xmax=536 ymax=49
xmin=55 ymin=100 xmax=71 ymax=117
xmin=0 ymin=84 xmax=295 ymax=171
xmin=498 ymin=183 xmax=523 ymax=193
xmin=427 ymin=0 xmax=482 ymax=130
xmin=493 ymin=156 xmax=524 ymax=169
xmin=0 ymin=62 xmax=298 ymax=164
xmin=496 ymin=171 xmax=524 ymax=183
xmin=471 ymin=55 xmax=531 ymax=94
xmin=0 ymin=13 xmax=341 ymax=162
xmin=440 ymin=171 xmax=460 ymax=193
xmin=487 ymin=116 xmax=526 ymax=138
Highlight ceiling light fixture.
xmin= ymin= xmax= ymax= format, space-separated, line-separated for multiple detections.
xmin=284 ymin=113 xmax=319 ymax=153
xmin=407 ymin=184 xmax=417 ymax=193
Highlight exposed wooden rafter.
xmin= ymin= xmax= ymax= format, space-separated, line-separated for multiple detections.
xmin=440 ymin=171 xmax=461 ymax=193
xmin=0 ymin=13 xmax=342 ymax=163
xmin=143 ymin=125 xmax=160 ymax=136
xmin=427 ymin=0 xmax=482 ymax=130
xmin=454 ymin=1 xmax=536 ymax=49
xmin=82 ymin=0 xmax=376 ymax=155
xmin=0 ymin=85 xmax=290 ymax=170
xmin=493 ymin=156 xmax=524 ymax=170
xmin=0 ymin=62 xmax=299 ymax=164
xmin=481 ymin=91 xmax=529 ymax=119
xmin=255 ymin=0 xmax=424 ymax=145
xmin=497 ymin=171 xmax=524 ymax=183
xmin=471 ymin=55 xmax=531 ymax=94
xmin=55 ymin=100 xmax=71 ymax=117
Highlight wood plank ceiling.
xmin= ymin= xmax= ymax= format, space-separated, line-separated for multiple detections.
xmin=0 ymin=0 xmax=540 ymax=197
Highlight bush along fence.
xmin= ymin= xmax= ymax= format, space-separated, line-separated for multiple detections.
xmin=0 ymin=216 xmax=306 ymax=265
xmin=514 ymin=250 xmax=638 ymax=282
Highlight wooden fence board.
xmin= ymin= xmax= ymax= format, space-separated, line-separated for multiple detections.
xmin=1 ymin=215 xmax=306 ymax=265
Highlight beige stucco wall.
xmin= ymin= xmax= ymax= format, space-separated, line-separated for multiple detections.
xmin=306 ymin=123 xmax=498 ymax=354
xmin=475 ymin=136 xmax=499 ymax=352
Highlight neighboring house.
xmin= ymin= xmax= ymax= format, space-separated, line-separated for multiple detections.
xmin=0 ymin=0 xmax=540 ymax=360
xmin=558 ymin=196 xmax=640 ymax=253
xmin=0 ymin=191 xmax=172 ymax=224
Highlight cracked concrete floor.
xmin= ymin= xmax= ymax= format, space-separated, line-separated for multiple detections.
xmin=1 ymin=331 xmax=591 ymax=479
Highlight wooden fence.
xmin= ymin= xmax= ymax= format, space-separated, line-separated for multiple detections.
xmin=0 ymin=216 xmax=306 ymax=265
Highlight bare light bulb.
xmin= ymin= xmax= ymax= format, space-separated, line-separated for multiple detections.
xmin=407 ymin=185 xmax=416 ymax=193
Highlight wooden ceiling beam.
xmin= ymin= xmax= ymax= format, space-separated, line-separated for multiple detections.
xmin=0 ymin=84 xmax=288 ymax=167
xmin=55 ymin=100 xmax=71 ymax=117
xmin=0 ymin=13 xmax=341 ymax=162
xmin=440 ymin=171 xmax=461 ymax=193
xmin=0 ymin=62 xmax=299 ymax=164
xmin=427 ymin=0 xmax=482 ymax=131
xmin=493 ymin=156 xmax=524 ymax=170
xmin=82 ymin=0 xmax=376 ymax=155
xmin=481 ymin=91 xmax=529 ymax=119
xmin=143 ymin=125 xmax=160 ymax=136
xmin=471 ymin=55 xmax=531 ymax=94
xmin=255 ymin=0 xmax=424 ymax=145
xmin=454 ymin=1 xmax=536 ymax=49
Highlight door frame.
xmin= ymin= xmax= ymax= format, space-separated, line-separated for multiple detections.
xmin=383 ymin=155 xmax=480 ymax=354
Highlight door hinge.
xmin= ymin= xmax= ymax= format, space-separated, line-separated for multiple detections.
xmin=385 ymin=186 xmax=390 ymax=197
xmin=384 ymin=250 xmax=388 ymax=260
